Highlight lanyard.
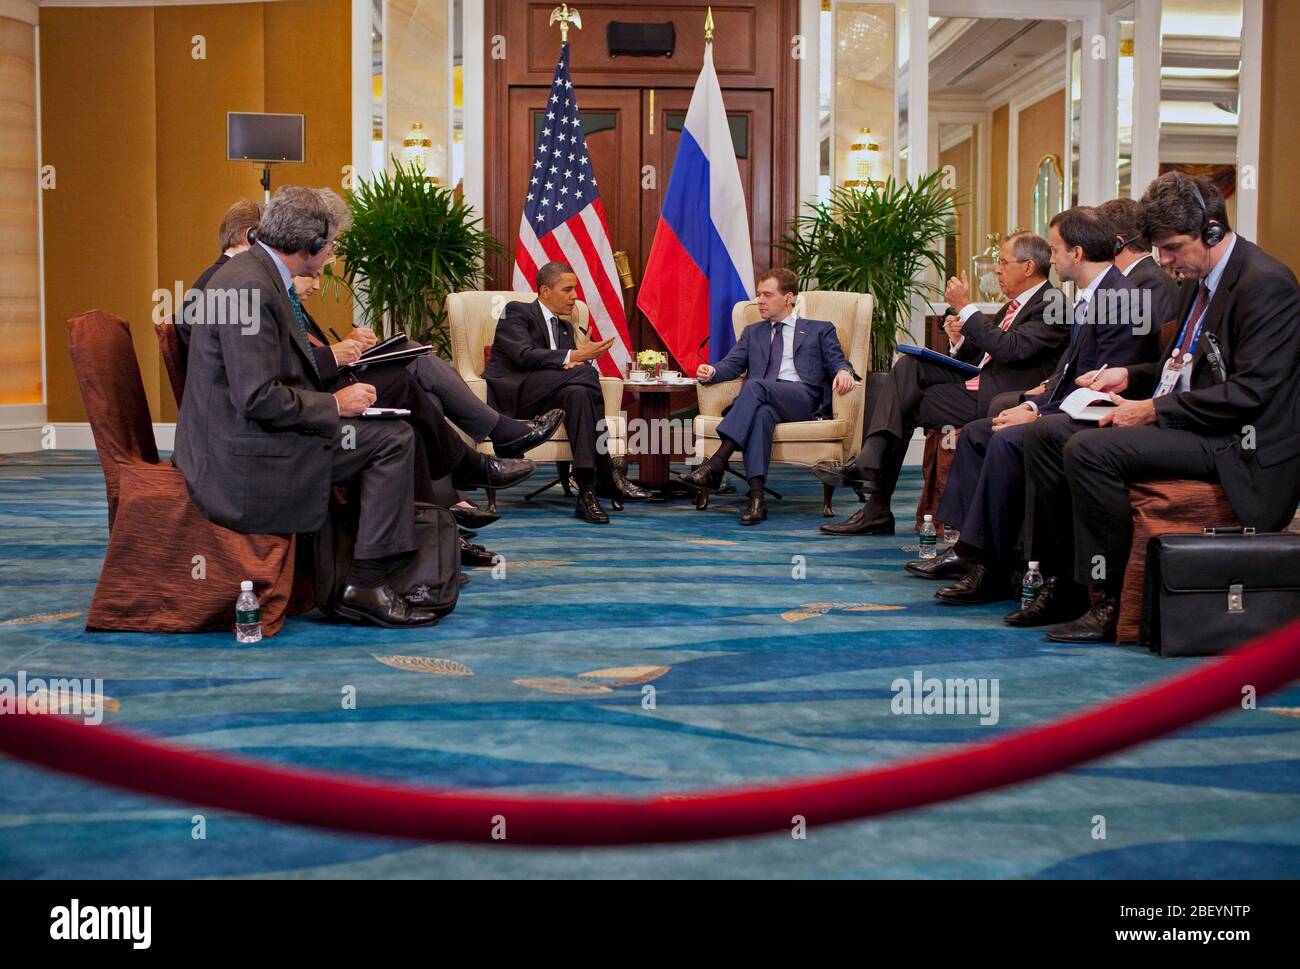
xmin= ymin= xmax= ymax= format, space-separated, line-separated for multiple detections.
xmin=1170 ymin=287 xmax=1212 ymax=361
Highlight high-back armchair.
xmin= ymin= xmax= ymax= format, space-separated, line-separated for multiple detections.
xmin=693 ymin=290 xmax=874 ymax=515
xmin=446 ymin=291 xmax=626 ymax=507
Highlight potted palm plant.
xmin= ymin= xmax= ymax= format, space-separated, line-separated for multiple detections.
xmin=778 ymin=171 xmax=958 ymax=372
xmin=326 ymin=158 xmax=503 ymax=358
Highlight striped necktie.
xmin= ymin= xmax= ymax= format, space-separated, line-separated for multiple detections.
xmin=286 ymin=287 xmax=322 ymax=379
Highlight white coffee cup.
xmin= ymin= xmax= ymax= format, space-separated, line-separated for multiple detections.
xmin=661 ymin=370 xmax=681 ymax=382
xmin=629 ymin=369 xmax=648 ymax=382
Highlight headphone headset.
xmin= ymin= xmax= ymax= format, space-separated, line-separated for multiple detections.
xmin=245 ymin=203 xmax=265 ymax=247
xmin=1114 ymin=235 xmax=1128 ymax=256
xmin=306 ymin=216 xmax=330 ymax=256
xmin=1189 ymin=180 xmax=1227 ymax=247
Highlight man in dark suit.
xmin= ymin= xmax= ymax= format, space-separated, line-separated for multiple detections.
xmin=1019 ymin=172 xmax=1300 ymax=642
xmin=484 ymin=261 xmax=651 ymax=524
xmin=816 ymin=231 xmax=1068 ymax=536
xmin=914 ymin=205 xmax=1163 ymax=606
xmin=174 ymin=186 xmax=439 ymax=628
xmin=178 ymin=199 xmax=262 ymax=360
xmin=679 ymin=267 xmax=858 ymax=524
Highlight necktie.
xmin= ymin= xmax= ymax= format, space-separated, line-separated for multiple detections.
xmin=286 ymin=287 xmax=321 ymax=379
xmin=545 ymin=312 xmax=559 ymax=350
xmin=1176 ymin=282 xmax=1211 ymax=358
xmin=763 ymin=321 xmax=784 ymax=381
xmin=1046 ymin=298 xmax=1091 ymax=403
xmin=964 ymin=299 xmax=1020 ymax=392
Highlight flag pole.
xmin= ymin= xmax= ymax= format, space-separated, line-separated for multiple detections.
xmin=704 ymin=6 xmax=714 ymax=43
xmin=548 ymin=3 xmax=583 ymax=43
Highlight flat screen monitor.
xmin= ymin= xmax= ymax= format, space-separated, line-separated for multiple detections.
xmin=227 ymin=112 xmax=305 ymax=163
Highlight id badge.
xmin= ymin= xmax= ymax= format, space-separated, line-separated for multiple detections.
xmin=1153 ymin=352 xmax=1189 ymax=398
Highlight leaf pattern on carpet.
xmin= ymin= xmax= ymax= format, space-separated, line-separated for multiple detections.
xmin=374 ymin=655 xmax=474 ymax=676
xmin=782 ymin=602 xmax=906 ymax=622
xmin=513 ymin=677 xmax=613 ymax=695
xmin=577 ymin=665 xmax=670 ymax=686
xmin=0 ymin=611 xmax=84 ymax=626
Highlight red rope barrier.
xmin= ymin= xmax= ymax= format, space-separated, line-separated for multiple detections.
xmin=4 ymin=618 xmax=1300 ymax=846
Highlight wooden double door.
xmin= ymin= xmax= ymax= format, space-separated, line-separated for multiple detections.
xmin=504 ymin=86 xmax=773 ymax=359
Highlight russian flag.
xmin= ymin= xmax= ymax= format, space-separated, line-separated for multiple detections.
xmin=637 ymin=44 xmax=754 ymax=369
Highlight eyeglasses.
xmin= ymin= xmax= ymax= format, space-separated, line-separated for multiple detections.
xmin=994 ymin=257 xmax=1031 ymax=267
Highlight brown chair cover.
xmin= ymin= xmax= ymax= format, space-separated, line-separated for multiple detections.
xmin=67 ymin=310 xmax=160 ymax=528
xmin=87 ymin=463 xmax=298 ymax=635
xmin=156 ymin=318 xmax=187 ymax=408
xmin=67 ymin=309 xmax=306 ymax=635
xmin=1116 ymin=480 xmax=1240 ymax=643
xmin=916 ymin=426 xmax=960 ymax=538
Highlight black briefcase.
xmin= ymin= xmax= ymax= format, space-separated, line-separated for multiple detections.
xmin=1140 ymin=528 xmax=1300 ymax=657
xmin=315 ymin=493 xmax=460 ymax=620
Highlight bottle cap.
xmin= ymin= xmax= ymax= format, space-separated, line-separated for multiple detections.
xmin=923 ymin=514 xmax=933 ymax=522
xmin=1027 ymin=561 xmax=1039 ymax=570
xmin=240 ymin=580 xmax=253 ymax=592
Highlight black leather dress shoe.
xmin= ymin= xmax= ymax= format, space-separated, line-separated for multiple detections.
xmin=905 ymin=548 xmax=968 ymax=579
xmin=337 ymin=584 xmax=440 ymax=628
xmin=458 ymin=525 xmax=478 ymax=540
xmin=493 ymin=408 xmax=565 ymax=458
xmin=819 ymin=504 xmax=894 ymax=535
xmin=935 ymin=564 xmax=1015 ymax=605
xmin=460 ymin=538 xmax=496 ymax=567
xmin=453 ymin=456 xmax=537 ymax=490
xmin=678 ymin=463 xmax=724 ymax=491
xmin=599 ymin=464 xmax=653 ymax=502
xmin=740 ymin=494 xmax=767 ymax=524
xmin=452 ymin=507 xmax=499 ymax=531
xmin=811 ymin=459 xmax=878 ymax=490
xmin=1003 ymin=577 xmax=1084 ymax=627
xmin=1045 ymin=594 xmax=1119 ymax=643
xmin=574 ymin=490 xmax=610 ymax=524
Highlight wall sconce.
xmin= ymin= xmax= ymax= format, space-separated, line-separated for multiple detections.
xmin=843 ymin=127 xmax=881 ymax=190
xmin=402 ymin=121 xmax=439 ymax=184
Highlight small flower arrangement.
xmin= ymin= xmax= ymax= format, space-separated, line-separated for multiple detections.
xmin=635 ymin=349 xmax=668 ymax=379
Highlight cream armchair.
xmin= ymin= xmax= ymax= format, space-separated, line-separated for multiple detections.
xmin=693 ymin=290 xmax=874 ymax=516
xmin=446 ymin=291 xmax=626 ymax=511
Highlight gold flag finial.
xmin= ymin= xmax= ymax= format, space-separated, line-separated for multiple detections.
xmin=549 ymin=3 xmax=582 ymax=43
xmin=705 ymin=6 xmax=715 ymax=43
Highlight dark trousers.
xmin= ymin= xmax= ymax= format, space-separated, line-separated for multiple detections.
xmin=330 ymin=420 xmax=418 ymax=559
xmin=936 ymin=416 xmax=1030 ymax=564
xmin=517 ymin=364 xmax=605 ymax=470
xmin=355 ymin=365 xmax=470 ymax=474
xmin=716 ymin=378 xmax=820 ymax=479
xmin=854 ymin=355 xmax=979 ymax=494
xmin=1023 ymin=415 xmax=1219 ymax=585
xmin=399 ymin=341 xmax=500 ymax=441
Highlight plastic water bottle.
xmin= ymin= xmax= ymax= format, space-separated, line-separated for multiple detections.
xmin=1021 ymin=561 xmax=1044 ymax=612
xmin=235 ymin=580 xmax=262 ymax=644
xmin=919 ymin=515 xmax=937 ymax=559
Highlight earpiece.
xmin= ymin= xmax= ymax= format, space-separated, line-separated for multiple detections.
xmin=307 ymin=216 xmax=330 ymax=256
xmin=1189 ymin=181 xmax=1226 ymax=247
xmin=1114 ymin=235 xmax=1128 ymax=256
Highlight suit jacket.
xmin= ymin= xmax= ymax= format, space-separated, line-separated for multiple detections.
xmin=484 ymin=299 xmax=583 ymax=417
xmin=707 ymin=316 xmax=856 ymax=415
xmin=1125 ymin=236 xmax=1300 ymax=530
xmin=1125 ymin=253 xmax=1181 ymax=348
xmin=177 ymin=253 xmax=231 ymax=360
xmin=1035 ymin=264 xmax=1155 ymax=409
xmin=173 ymin=245 xmax=340 ymax=535
xmin=951 ymin=282 xmax=1067 ymax=415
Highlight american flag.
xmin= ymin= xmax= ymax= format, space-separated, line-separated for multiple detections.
xmin=511 ymin=42 xmax=631 ymax=378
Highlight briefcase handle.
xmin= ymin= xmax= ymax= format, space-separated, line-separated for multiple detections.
xmin=1202 ymin=526 xmax=1257 ymax=536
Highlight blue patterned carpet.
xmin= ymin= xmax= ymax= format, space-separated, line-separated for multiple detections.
xmin=1 ymin=452 xmax=1298 ymax=879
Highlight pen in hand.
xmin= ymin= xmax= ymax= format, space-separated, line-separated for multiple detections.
xmin=1089 ymin=364 xmax=1109 ymax=388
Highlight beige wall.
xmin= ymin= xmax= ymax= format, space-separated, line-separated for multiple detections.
xmin=387 ymin=0 xmax=450 ymax=180
xmin=41 ymin=0 xmax=353 ymax=423
xmin=1260 ymin=0 xmax=1300 ymax=275
xmin=1015 ymin=89 xmax=1065 ymax=232
xmin=0 ymin=10 xmax=44 ymax=405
